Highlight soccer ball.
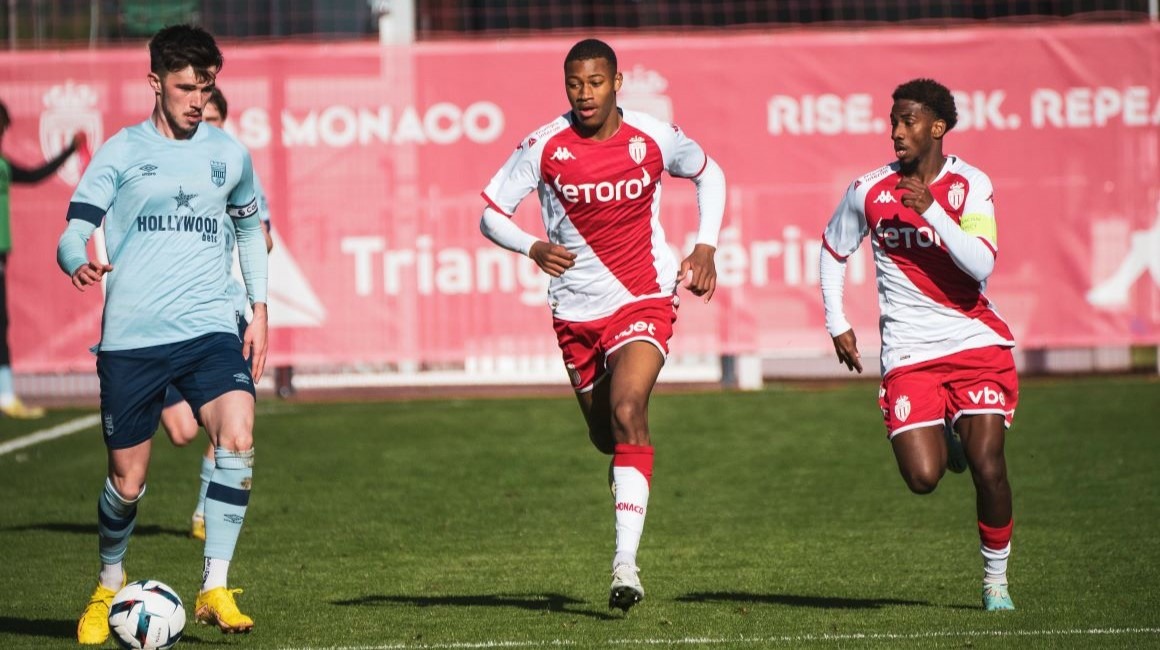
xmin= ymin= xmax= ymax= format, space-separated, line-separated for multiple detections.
xmin=108 ymin=580 xmax=186 ymax=650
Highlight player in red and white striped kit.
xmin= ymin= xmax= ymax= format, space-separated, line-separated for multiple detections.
xmin=480 ymin=38 xmax=725 ymax=612
xmin=819 ymin=78 xmax=1018 ymax=611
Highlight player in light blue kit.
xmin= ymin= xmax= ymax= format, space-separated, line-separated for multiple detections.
xmin=159 ymin=86 xmax=273 ymax=543
xmin=58 ymin=25 xmax=268 ymax=643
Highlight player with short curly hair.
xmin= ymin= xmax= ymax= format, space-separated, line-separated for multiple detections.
xmin=819 ymin=77 xmax=1019 ymax=611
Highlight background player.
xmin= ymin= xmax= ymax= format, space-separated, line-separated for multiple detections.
xmin=0 ymin=100 xmax=84 ymax=419
xmin=58 ymin=25 xmax=267 ymax=643
xmin=479 ymin=38 xmax=725 ymax=612
xmin=160 ymin=86 xmax=273 ymax=542
xmin=819 ymin=78 xmax=1018 ymax=611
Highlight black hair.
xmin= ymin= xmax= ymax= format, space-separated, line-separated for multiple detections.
xmin=892 ymin=78 xmax=958 ymax=132
xmin=207 ymin=86 xmax=228 ymax=121
xmin=149 ymin=24 xmax=223 ymax=83
xmin=0 ymin=100 xmax=8 ymax=128
xmin=564 ymin=38 xmax=617 ymax=73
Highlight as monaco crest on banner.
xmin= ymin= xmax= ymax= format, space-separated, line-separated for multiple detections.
xmin=40 ymin=81 xmax=102 ymax=186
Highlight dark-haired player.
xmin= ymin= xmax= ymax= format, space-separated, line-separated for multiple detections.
xmin=480 ymin=38 xmax=725 ymax=612
xmin=819 ymin=78 xmax=1018 ymax=611
xmin=60 ymin=25 xmax=266 ymax=643
xmin=160 ymin=85 xmax=273 ymax=543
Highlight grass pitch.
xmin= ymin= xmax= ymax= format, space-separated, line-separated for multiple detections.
xmin=1 ymin=375 xmax=1158 ymax=649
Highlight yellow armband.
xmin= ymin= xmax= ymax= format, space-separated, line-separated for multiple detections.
xmin=960 ymin=213 xmax=997 ymax=246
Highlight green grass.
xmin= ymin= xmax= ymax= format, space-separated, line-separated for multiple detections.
xmin=2 ymin=375 xmax=1159 ymax=649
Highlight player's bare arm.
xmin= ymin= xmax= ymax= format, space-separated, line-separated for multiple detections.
xmin=831 ymin=329 xmax=863 ymax=373
xmin=529 ymin=240 xmax=577 ymax=277
xmin=679 ymin=243 xmax=717 ymax=303
xmin=70 ymin=261 xmax=113 ymax=291
xmin=896 ymin=176 xmax=934 ymax=213
xmin=244 ymin=303 xmax=269 ymax=384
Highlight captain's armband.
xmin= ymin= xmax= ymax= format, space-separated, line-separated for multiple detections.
xmin=960 ymin=212 xmax=997 ymax=245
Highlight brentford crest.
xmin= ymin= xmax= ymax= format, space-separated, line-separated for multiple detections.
xmin=628 ymin=135 xmax=646 ymax=165
xmin=948 ymin=181 xmax=966 ymax=211
xmin=893 ymin=395 xmax=911 ymax=422
xmin=40 ymin=81 xmax=102 ymax=187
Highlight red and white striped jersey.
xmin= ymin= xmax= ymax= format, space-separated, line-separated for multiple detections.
xmin=822 ymin=155 xmax=1015 ymax=374
xmin=482 ymin=109 xmax=708 ymax=322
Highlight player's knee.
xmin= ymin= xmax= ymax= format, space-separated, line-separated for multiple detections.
xmin=610 ymin=400 xmax=647 ymax=437
xmin=901 ymin=468 xmax=941 ymax=494
xmin=215 ymin=426 xmax=253 ymax=453
xmin=969 ymin=457 xmax=1008 ymax=488
xmin=108 ymin=475 xmax=146 ymax=501
xmin=164 ymin=422 xmax=199 ymax=447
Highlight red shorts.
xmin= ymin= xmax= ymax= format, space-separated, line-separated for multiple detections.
xmin=878 ymin=346 xmax=1018 ymax=439
xmin=553 ymin=296 xmax=678 ymax=393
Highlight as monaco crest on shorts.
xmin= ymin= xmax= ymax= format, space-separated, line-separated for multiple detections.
xmin=893 ymin=395 xmax=911 ymax=422
xmin=948 ymin=181 xmax=966 ymax=211
xmin=39 ymin=82 xmax=102 ymax=187
xmin=628 ymin=135 xmax=647 ymax=165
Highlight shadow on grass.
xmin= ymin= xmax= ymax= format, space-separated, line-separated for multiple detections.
xmin=677 ymin=591 xmax=930 ymax=609
xmin=333 ymin=593 xmax=619 ymax=620
xmin=0 ymin=522 xmax=189 ymax=538
xmin=0 ymin=616 xmax=223 ymax=644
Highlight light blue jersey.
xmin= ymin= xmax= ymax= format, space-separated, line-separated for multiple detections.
xmin=59 ymin=119 xmax=266 ymax=351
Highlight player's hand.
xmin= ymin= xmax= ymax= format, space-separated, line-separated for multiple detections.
xmin=895 ymin=176 xmax=933 ymax=214
xmin=70 ymin=261 xmax=113 ymax=291
xmin=244 ymin=303 xmax=269 ymax=384
xmin=832 ymin=329 xmax=863 ymax=374
xmin=679 ymin=244 xmax=717 ymax=303
xmin=528 ymin=240 xmax=576 ymax=277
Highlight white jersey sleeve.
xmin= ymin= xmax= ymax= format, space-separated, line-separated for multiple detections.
xmin=482 ymin=118 xmax=564 ymax=216
xmin=822 ymin=181 xmax=869 ymax=260
xmin=958 ymin=169 xmax=997 ymax=252
xmin=664 ymin=123 xmax=708 ymax=179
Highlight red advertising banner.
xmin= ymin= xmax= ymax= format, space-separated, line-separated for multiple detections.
xmin=2 ymin=24 xmax=1158 ymax=374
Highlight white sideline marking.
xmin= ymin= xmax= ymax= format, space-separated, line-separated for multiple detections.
xmin=0 ymin=414 xmax=101 ymax=457
xmin=279 ymin=627 xmax=1160 ymax=650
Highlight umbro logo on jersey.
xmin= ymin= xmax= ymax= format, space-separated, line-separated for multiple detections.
xmin=550 ymin=147 xmax=576 ymax=161
xmin=873 ymin=191 xmax=897 ymax=204
xmin=139 ymin=164 xmax=158 ymax=176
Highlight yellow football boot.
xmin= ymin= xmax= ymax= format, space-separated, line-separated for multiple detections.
xmin=195 ymin=587 xmax=254 ymax=633
xmin=0 ymin=397 xmax=45 ymax=419
xmin=190 ymin=513 xmax=206 ymax=541
xmin=77 ymin=581 xmax=121 ymax=645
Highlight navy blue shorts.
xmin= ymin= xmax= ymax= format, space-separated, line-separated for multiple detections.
xmin=164 ymin=317 xmax=249 ymax=409
xmin=97 ymin=331 xmax=255 ymax=450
